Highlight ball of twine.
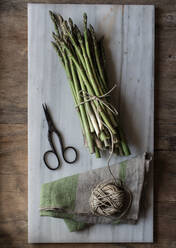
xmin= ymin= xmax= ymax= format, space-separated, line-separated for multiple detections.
xmin=89 ymin=181 xmax=130 ymax=216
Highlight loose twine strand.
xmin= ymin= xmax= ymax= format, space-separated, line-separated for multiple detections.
xmin=76 ymin=85 xmax=133 ymax=217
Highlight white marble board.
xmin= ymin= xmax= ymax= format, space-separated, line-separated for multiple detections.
xmin=28 ymin=4 xmax=154 ymax=243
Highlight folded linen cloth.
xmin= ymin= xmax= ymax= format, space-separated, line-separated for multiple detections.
xmin=40 ymin=153 xmax=151 ymax=232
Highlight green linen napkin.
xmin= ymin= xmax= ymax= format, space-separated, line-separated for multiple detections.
xmin=40 ymin=153 xmax=151 ymax=232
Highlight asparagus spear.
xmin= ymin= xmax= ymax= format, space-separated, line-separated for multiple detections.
xmin=49 ymin=11 xmax=130 ymax=157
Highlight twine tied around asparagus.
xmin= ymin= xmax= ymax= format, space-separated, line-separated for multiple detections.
xmin=75 ymin=84 xmax=119 ymax=116
xmin=75 ymin=85 xmax=132 ymax=217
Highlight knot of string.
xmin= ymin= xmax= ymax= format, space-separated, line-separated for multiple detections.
xmin=75 ymin=84 xmax=119 ymax=116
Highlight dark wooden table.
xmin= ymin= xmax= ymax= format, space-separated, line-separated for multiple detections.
xmin=0 ymin=0 xmax=175 ymax=247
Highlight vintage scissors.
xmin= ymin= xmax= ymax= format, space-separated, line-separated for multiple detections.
xmin=42 ymin=104 xmax=78 ymax=170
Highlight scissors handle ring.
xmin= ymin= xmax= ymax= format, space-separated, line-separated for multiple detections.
xmin=43 ymin=150 xmax=60 ymax=170
xmin=62 ymin=146 xmax=78 ymax=164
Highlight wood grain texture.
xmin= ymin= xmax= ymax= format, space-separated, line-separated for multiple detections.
xmin=0 ymin=0 xmax=176 ymax=247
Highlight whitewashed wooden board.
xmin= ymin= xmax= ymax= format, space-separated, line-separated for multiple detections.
xmin=28 ymin=4 xmax=154 ymax=243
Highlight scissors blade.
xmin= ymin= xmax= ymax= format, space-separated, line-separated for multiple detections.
xmin=42 ymin=103 xmax=55 ymax=130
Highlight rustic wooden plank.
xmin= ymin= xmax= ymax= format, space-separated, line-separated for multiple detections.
xmin=0 ymin=124 xmax=27 ymax=175
xmin=156 ymin=4 xmax=176 ymax=28
xmin=155 ymin=152 xmax=176 ymax=202
xmin=0 ymin=10 xmax=27 ymax=124
xmin=156 ymin=202 xmax=176 ymax=242
xmin=1 ymin=0 xmax=176 ymax=10
xmin=155 ymin=36 xmax=176 ymax=109
xmin=155 ymin=90 xmax=176 ymax=123
xmin=1 ymin=242 xmax=176 ymax=248
xmin=1 ymin=244 xmax=176 ymax=248
xmin=155 ymin=29 xmax=176 ymax=91
xmin=155 ymin=122 xmax=176 ymax=151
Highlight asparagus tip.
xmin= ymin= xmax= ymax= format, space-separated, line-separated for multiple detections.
xmin=83 ymin=13 xmax=87 ymax=25
xmin=74 ymin=24 xmax=79 ymax=32
xmin=49 ymin=11 xmax=55 ymax=24
xmin=49 ymin=11 xmax=57 ymax=21
xmin=68 ymin=17 xmax=73 ymax=28
xmin=49 ymin=10 xmax=53 ymax=16
xmin=58 ymin=14 xmax=63 ymax=24
xmin=51 ymin=41 xmax=58 ymax=51
xmin=83 ymin=12 xmax=87 ymax=18
xmin=89 ymin=24 xmax=95 ymax=35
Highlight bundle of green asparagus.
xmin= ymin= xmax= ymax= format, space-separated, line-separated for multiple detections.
xmin=49 ymin=11 xmax=130 ymax=158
